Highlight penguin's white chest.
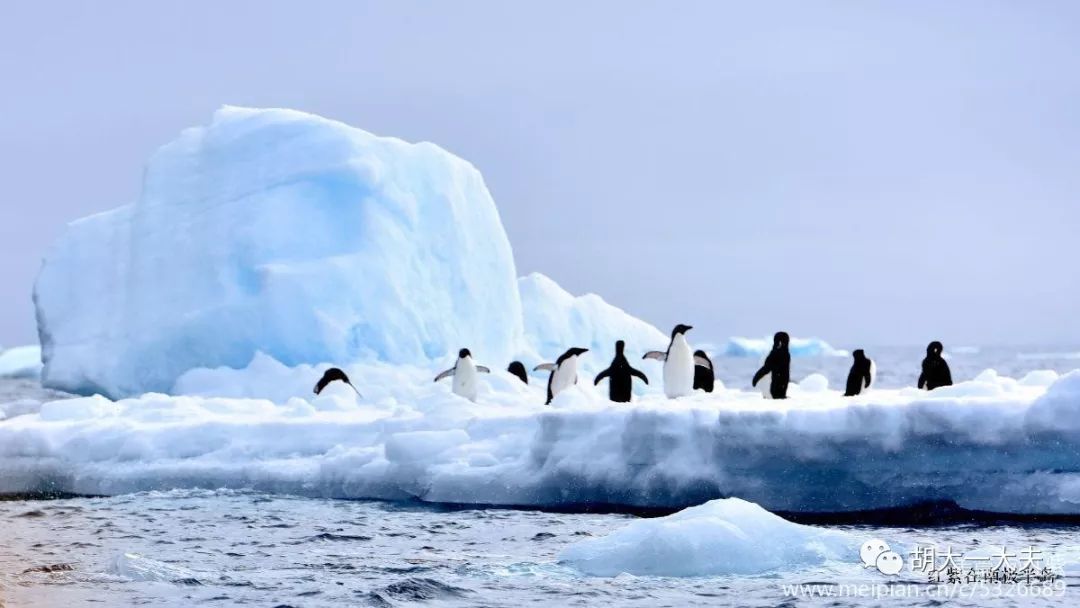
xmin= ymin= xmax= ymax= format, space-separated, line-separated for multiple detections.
xmin=550 ymin=356 xmax=579 ymax=399
xmin=664 ymin=336 xmax=694 ymax=398
xmin=452 ymin=359 xmax=479 ymax=402
xmin=758 ymin=372 xmax=773 ymax=399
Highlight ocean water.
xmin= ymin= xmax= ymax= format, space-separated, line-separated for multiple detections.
xmin=2 ymin=490 xmax=1078 ymax=607
xmin=3 ymin=345 xmax=1080 ymax=607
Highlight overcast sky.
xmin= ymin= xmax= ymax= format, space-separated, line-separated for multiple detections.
xmin=1 ymin=1 xmax=1078 ymax=348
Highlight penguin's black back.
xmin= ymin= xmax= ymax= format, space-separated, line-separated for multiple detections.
xmin=693 ymin=352 xmax=714 ymax=393
xmin=605 ymin=354 xmax=636 ymax=402
xmin=314 ymin=367 xmax=351 ymax=395
xmin=921 ymin=354 xmax=953 ymax=390
xmin=507 ymin=361 xmax=528 ymax=384
xmin=844 ymin=351 xmax=871 ymax=396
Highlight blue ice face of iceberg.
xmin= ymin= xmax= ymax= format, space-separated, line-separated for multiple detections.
xmin=34 ymin=107 xmax=523 ymax=398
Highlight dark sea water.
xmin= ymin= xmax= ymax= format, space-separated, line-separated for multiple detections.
xmin=3 ymin=345 xmax=1080 ymax=607
xmin=2 ymin=490 xmax=1079 ymax=608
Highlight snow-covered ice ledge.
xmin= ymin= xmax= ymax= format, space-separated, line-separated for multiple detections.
xmin=2 ymin=363 xmax=1079 ymax=515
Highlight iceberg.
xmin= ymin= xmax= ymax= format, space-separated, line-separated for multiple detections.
xmin=0 ymin=345 xmax=42 ymax=379
xmin=722 ymin=336 xmax=846 ymax=357
xmin=34 ymin=107 xmax=523 ymax=398
xmin=3 ymin=361 xmax=1080 ymax=515
xmin=560 ymin=498 xmax=853 ymax=576
xmin=517 ymin=273 xmax=666 ymax=379
xmin=33 ymin=108 xmax=666 ymax=399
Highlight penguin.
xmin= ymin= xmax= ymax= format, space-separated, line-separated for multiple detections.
xmin=844 ymin=349 xmax=874 ymax=396
xmin=434 ymin=348 xmax=491 ymax=402
xmin=917 ymin=341 xmax=953 ymax=391
xmin=752 ymin=332 xmax=791 ymax=399
xmin=507 ymin=361 xmax=529 ymax=384
xmin=594 ymin=340 xmax=649 ymax=402
xmin=534 ymin=347 xmax=589 ymax=405
xmin=313 ymin=367 xmax=362 ymax=397
xmin=692 ymin=350 xmax=715 ymax=393
xmin=643 ymin=324 xmax=708 ymax=399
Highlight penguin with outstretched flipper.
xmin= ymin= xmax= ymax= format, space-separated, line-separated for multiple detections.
xmin=594 ymin=340 xmax=648 ymax=402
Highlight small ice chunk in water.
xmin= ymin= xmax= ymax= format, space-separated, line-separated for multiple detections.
xmin=560 ymin=498 xmax=854 ymax=576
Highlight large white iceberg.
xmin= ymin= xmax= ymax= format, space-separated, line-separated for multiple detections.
xmin=34 ymin=108 xmax=668 ymax=399
xmin=34 ymin=107 xmax=524 ymax=398
xmin=560 ymin=498 xmax=853 ymax=576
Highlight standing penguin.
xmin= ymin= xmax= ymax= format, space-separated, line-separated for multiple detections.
xmin=434 ymin=348 xmax=491 ymax=402
xmin=752 ymin=332 xmax=791 ymax=399
xmin=534 ymin=347 xmax=589 ymax=404
xmin=313 ymin=367 xmax=362 ymax=397
xmin=643 ymin=324 xmax=708 ymax=399
xmin=917 ymin=341 xmax=952 ymax=390
xmin=844 ymin=349 xmax=874 ymax=396
xmin=507 ymin=361 xmax=529 ymax=384
xmin=594 ymin=340 xmax=649 ymax=402
xmin=693 ymin=350 xmax=715 ymax=393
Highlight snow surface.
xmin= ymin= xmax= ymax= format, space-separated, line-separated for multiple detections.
xmin=722 ymin=336 xmax=846 ymax=357
xmin=3 ymin=358 xmax=1080 ymax=514
xmin=0 ymin=345 xmax=41 ymax=379
xmin=560 ymin=498 xmax=853 ymax=576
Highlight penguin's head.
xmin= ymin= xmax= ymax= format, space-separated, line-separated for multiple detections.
xmin=773 ymin=331 xmax=790 ymax=350
xmin=927 ymin=341 xmax=943 ymax=356
xmin=568 ymin=347 xmax=589 ymax=357
xmin=672 ymin=324 xmax=693 ymax=338
xmin=853 ymin=349 xmax=866 ymax=360
xmin=615 ymin=340 xmax=625 ymax=354
xmin=458 ymin=348 xmax=472 ymax=359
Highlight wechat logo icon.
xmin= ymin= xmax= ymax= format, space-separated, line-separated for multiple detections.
xmin=860 ymin=539 xmax=904 ymax=575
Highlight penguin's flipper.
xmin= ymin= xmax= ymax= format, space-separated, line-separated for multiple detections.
xmin=434 ymin=368 xmax=455 ymax=382
xmin=476 ymin=365 xmax=491 ymax=373
xmin=630 ymin=367 xmax=649 ymax=384
xmin=642 ymin=351 xmax=667 ymax=361
xmin=693 ymin=355 xmax=713 ymax=368
xmin=865 ymin=360 xmax=875 ymax=389
xmin=534 ymin=363 xmax=557 ymax=372
xmin=346 ymin=381 xmax=363 ymax=398
xmin=594 ymin=367 xmax=611 ymax=385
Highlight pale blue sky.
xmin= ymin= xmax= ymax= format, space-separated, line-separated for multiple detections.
xmin=1 ymin=1 xmax=1078 ymax=347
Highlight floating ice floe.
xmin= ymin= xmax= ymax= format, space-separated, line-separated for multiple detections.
xmin=0 ymin=345 xmax=42 ymax=379
xmin=560 ymin=497 xmax=854 ymax=576
xmin=2 ymin=360 xmax=1080 ymax=515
